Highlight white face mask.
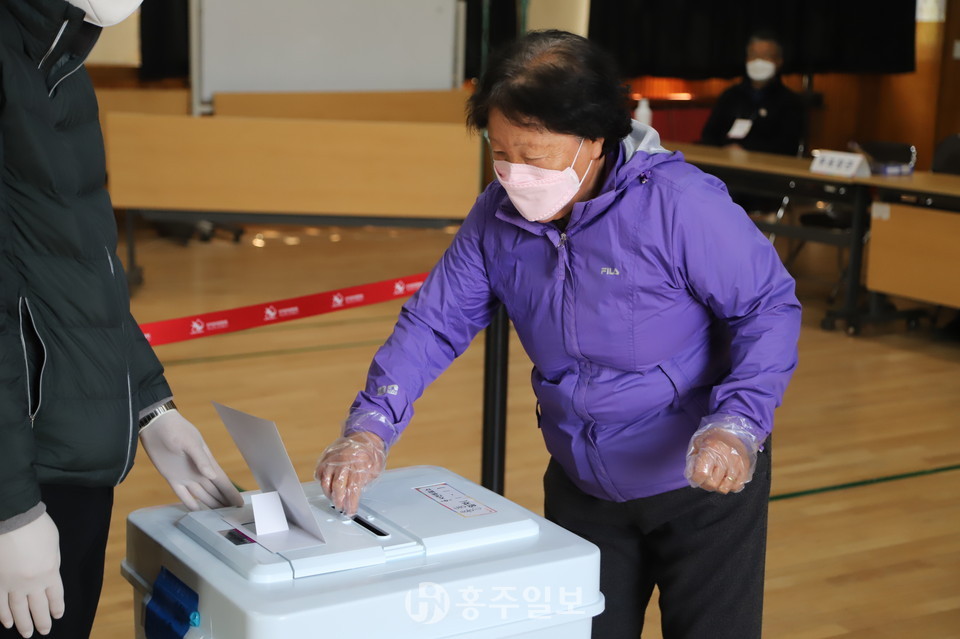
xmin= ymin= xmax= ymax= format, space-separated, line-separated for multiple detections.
xmin=746 ymin=58 xmax=777 ymax=83
xmin=67 ymin=0 xmax=142 ymax=27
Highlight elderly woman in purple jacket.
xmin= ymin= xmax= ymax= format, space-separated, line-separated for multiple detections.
xmin=317 ymin=30 xmax=800 ymax=639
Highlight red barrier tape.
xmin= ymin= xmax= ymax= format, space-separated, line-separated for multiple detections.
xmin=140 ymin=273 xmax=429 ymax=346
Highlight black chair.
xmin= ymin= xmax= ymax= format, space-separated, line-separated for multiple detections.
xmin=147 ymin=215 xmax=244 ymax=246
xmin=784 ymin=141 xmax=916 ymax=303
xmin=742 ymin=139 xmax=806 ymax=244
xmin=932 ymin=134 xmax=960 ymax=175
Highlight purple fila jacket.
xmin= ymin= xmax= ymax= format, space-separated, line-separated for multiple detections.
xmin=348 ymin=123 xmax=801 ymax=502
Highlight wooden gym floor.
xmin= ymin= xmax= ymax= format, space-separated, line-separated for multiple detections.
xmin=88 ymin=222 xmax=960 ymax=638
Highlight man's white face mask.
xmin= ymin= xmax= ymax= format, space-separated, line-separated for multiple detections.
xmin=67 ymin=0 xmax=143 ymax=27
xmin=746 ymin=58 xmax=777 ymax=83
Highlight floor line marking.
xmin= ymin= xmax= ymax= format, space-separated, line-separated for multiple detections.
xmin=771 ymin=464 xmax=960 ymax=501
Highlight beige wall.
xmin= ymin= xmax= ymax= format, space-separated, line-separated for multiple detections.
xmin=87 ymin=10 xmax=140 ymax=66
xmin=526 ymin=0 xmax=590 ymax=35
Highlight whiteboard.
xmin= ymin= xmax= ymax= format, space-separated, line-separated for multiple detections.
xmin=195 ymin=0 xmax=460 ymax=106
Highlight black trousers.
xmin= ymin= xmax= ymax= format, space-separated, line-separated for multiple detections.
xmin=544 ymin=447 xmax=771 ymax=639
xmin=0 ymin=485 xmax=113 ymax=639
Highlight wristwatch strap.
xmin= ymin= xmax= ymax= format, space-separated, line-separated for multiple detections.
xmin=139 ymin=400 xmax=177 ymax=429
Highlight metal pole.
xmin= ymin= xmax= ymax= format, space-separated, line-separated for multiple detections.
xmin=453 ymin=0 xmax=467 ymax=89
xmin=477 ymin=0 xmax=509 ymax=495
xmin=481 ymin=305 xmax=509 ymax=494
xmin=480 ymin=0 xmax=490 ymax=74
xmin=188 ymin=0 xmax=212 ymax=115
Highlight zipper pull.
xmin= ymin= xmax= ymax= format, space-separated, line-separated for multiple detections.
xmin=557 ymin=232 xmax=568 ymax=281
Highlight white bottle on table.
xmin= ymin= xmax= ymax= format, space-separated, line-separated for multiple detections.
xmin=634 ymin=97 xmax=652 ymax=126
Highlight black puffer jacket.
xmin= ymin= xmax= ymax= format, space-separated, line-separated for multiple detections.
xmin=0 ymin=0 xmax=171 ymax=521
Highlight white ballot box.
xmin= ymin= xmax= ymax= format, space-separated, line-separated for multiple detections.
xmin=122 ymin=465 xmax=603 ymax=638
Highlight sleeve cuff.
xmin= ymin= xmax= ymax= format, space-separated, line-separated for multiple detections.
xmin=343 ymin=410 xmax=400 ymax=449
xmin=0 ymin=502 xmax=46 ymax=536
xmin=698 ymin=413 xmax=767 ymax=450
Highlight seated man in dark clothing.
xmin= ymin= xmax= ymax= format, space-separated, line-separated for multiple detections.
xmin=700 ymin=32 xmax=805 ymax=157
xmin=700 ymin=31 xmax=806 ymax=215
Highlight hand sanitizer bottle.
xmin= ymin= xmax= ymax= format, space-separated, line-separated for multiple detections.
xmin=634 ymin=97 xmax=652 ymax=126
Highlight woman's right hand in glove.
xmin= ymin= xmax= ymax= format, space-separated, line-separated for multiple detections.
xmin=314 ymin=431 xmax=387 ymax=517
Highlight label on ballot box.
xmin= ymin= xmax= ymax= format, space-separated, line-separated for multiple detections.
xmin=809 ymin=150 xmax=871 ymax=178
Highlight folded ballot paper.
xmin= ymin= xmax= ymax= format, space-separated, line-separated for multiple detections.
xmin=212 ymin=402 xmax=328 ymax=552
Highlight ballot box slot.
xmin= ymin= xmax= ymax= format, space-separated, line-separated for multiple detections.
xmin=352 ymin=516 xmax=390 ymax=538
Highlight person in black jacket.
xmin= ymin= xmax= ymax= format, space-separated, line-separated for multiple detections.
xmin=0 ymin=1 xmax=242 ymax=637
xmin=700 ymin=31 xmax=805 ymax=157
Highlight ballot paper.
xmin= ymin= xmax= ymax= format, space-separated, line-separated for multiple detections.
xmin=213 ymin=402 xmax=326 ymax=551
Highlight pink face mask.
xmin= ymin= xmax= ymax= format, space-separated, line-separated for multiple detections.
xmin=494 ymin=139 xmax=593 ymax=222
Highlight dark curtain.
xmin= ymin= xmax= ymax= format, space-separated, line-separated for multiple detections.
xmin=464 ymin=0 xmax=519 ymax=80
xmin=139 ymin=0 xmax=189 ymax=81
xmin=588 ymin=0 xmax=916 ymax=79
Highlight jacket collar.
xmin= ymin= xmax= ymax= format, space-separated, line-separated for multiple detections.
xmin=4 ymin=0 xmax=100 ymax=76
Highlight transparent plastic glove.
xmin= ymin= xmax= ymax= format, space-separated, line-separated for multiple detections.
xmin=314 ymin=431 xmax=387 ymax=517
xmin=684 ymin=415 xmax=762 ymax=494
xmin=0 ymin=512 xmax=63 ymax=637
xmin=140 ymin=409 xmax=243 ymax=510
